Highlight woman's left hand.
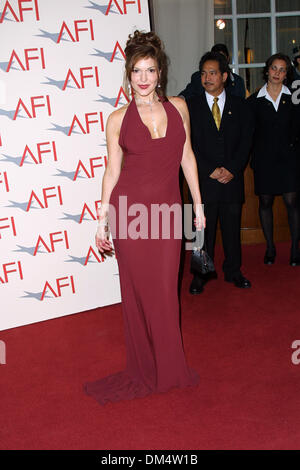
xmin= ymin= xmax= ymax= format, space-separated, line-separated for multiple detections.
xmin=194 ymin=203 xmax=206 ymax=231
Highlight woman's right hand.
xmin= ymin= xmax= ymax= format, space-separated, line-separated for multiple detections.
xmin=193 ymin=203 xmax=206 ymax=231
xmin=95 ymin=223 xmax=113 ymax=253
xmin=95 ymin=208 xmax=113 ymax=253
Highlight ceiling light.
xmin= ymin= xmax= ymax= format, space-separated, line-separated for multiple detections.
xmin=216 ymin=19 xmax=226 ymax=30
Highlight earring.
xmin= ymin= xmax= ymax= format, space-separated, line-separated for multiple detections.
xmin=157 ymin=83 xmax=161 ymax=88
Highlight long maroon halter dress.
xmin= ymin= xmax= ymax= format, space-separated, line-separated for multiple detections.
xmin=84 ymin=98 xmax=199 ymax=404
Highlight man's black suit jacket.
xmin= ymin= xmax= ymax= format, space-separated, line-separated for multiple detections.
xmin=186 ymin=92 xmax=253 ymax=204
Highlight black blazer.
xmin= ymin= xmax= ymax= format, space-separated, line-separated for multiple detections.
xmin=187 ymin=92 xmax=253 ymax=203
xmin=247 ymin=91 xmax=300 ymax=169
xmin=246 ymin=91 xmax=300 ymax=194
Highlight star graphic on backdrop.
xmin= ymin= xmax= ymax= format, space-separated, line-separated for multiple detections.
xmin=84 ymin=1 xmax=118 ymax=15
xmin=52 ymin=169 xmax=84 ymax=181
xmin=0 ymin=108 xmax=18 ymax=120
xmin=35 ymin=29 xmax=68 ymax=43
xmin=90 ymin=48 xmax=121 ymax=62
xmin=95 ymin=94 xmax=126 ymax=107
xmin=41 ymin=76 xmax=73 ymax=90
xmin=0 ymin=154 xmax=32 ymax=166
xmin=65 ymin=255 xmax=93 ymax=266
xmin=5 ymin=200 xmax=39 ymax=212
xmin=60 ymin=212 xmax=88 ymax=223
xmin=21 ymin=291 xmax=50 ymax=300
xmin=13 ymin=245 xmax=47 ymax=256
xmin=0 ymin=61 xmax=15 ymax=72
xmin=48 ymin=123 xmax=76 ymax=136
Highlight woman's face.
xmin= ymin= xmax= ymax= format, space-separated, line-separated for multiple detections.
xmin=130 ymin=57 xmax=159 ymax=97
xmin=268 ymin=59 xmax=287 ymax=85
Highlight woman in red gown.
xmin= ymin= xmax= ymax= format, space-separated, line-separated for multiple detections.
xmin=85 ymin=31 xmax=205 ymax=405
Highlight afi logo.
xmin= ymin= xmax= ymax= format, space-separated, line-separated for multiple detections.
xmin=0 ymin=216 xmax=17 ymax=239
xmin=114 ymin=86 xmax=129 ymax=107
xmin=26 ymin=185 xmax=63 ymax=211
xmin=105 ymin=0 xmax=141 ymax=15
xmin=84 ymin=246 xmax=105 ymax=265
xmin=14 ymin=95 xmax=51 ymax=119
xmin=57 ymin=19 xmax=94 ymax=43
xmin=79 ymin=200 xmax=101 ymax=223
xmin=63 ymin=66 xmax=100 ymax=90
xmin=41 ymin=275 xmax=75 ymax=301
xmin=0 ymin=0 xmax=40 ymax=23
xmin=68 ymin=112 xmax=104 ymax=136
xmin=6 ymin=48 xmax=45 ymax=72
xmin=110 ymin=41 xmax=126 ymax=62
xmin=73 ymin=156 xmax=107 ymax=181
xmin=33 ymin=230 xmax=69 ymax=256
xmin=20 ymin=141 xmax=58 ymax=166
xmin=0 ymin=260 xmax=23 ymax=284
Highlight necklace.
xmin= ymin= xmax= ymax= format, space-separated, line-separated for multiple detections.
xmin=148 ymin=99 xmax=158 ymax=134
xmin=136 ymin=95 xmax=159 ymax=136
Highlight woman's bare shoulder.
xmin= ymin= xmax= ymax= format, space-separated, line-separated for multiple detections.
xmin=168 ymin=96 xmax=188 ymax=119
xmin=107 ymin=103 xmax=130 ymax=131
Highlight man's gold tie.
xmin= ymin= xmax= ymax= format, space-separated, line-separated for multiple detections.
xmin=212 ymin=97 xmax=221 ymax=130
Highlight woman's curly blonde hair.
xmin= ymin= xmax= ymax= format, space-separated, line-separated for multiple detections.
xmin=123 ymin=30 xmax=168 ymax=101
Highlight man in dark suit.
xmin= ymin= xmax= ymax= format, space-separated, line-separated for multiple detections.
xmin=180 ymin=44 xmax=246 ymax=100
xmin=186 ymin=51 xmax=253 ymax=294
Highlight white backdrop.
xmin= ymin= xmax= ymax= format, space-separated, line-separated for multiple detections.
xmin=0 ymin=0 xmax=150 ymax=331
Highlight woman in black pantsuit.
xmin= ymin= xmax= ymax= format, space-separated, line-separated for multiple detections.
xmin=247 ymin=53 xmax=300 ymax=266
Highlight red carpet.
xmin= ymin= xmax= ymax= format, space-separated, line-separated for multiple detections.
xmin=1 ymin=241 xmax=300 ymax=450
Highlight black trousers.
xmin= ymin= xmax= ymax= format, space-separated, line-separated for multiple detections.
xmin=203 ymin=201 xmax=243 ymax=280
